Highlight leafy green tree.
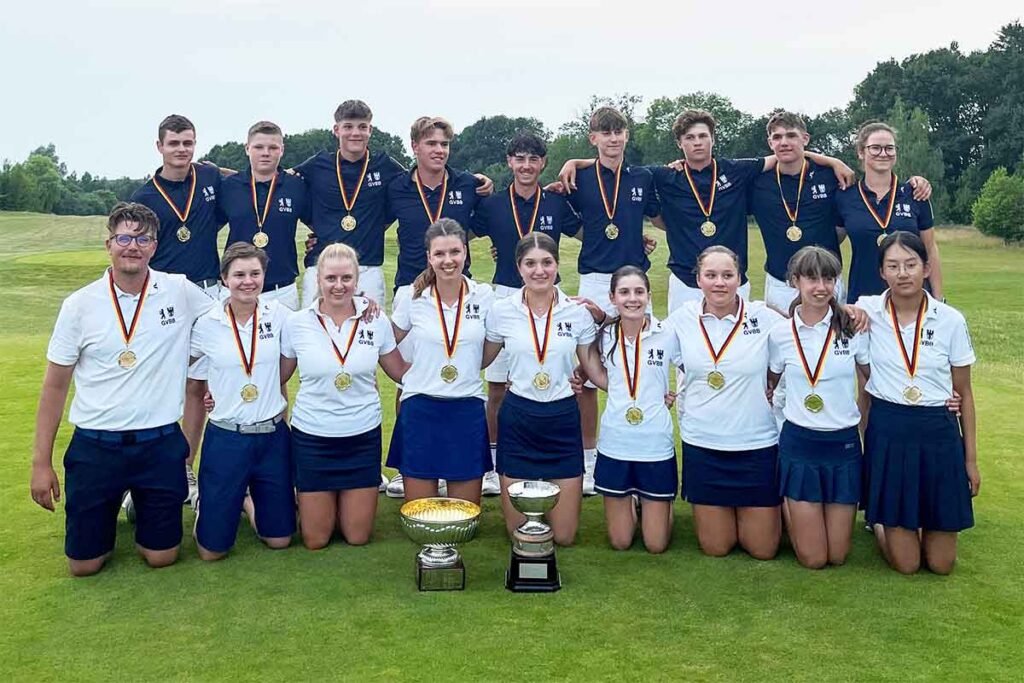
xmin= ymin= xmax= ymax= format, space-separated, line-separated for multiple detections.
xmin=972 ymin=167 xmax=1024 ymax=242
xmin=202 ymin=127 xmax=411 ymax=171
xmin=634 ymin=92 xmax=753 ymax=163
xmin=887 ymin=98 xmax=947 ymax=218
xmin=449 ymin=115 xmax=548 ymax=172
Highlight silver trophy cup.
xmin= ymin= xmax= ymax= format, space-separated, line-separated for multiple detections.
xmin=400 ymin=497 xmax=481 ymax=591
xmin=506 ymin=481 xmax=561 ymax=592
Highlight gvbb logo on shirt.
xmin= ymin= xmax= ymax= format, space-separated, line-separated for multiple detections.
xmin=716 ymin=174 xmax=733 ymax=192
xmin=922 ymin=328 xmax=936 ymax=347
xmin=159 ymin=307 xmax=177 ymax=326
xmin=366 ymin=172 xmax=383 ymax=188
xmin=464 ymin=302 xmax=481 ymax=320
xmin=278 ymin=198 xmax=293 ymax=214
xmin=646 ymin=348 xmax=665 ymax=367
xmin=894 ymin=202 xmax=913 ymax=218
xmin=742 ymin=316 xmax=761 ymax=335
xmin=631 ymin=187 xmax=644 ymax=203
xmin=832 ymin=336 xmax=851 ymax=355
xmin=538 ymin=215 xmax=554 ymax=231
xmin=556 ymin=321 xmax=573 ymax=337
xmin=258 ymin=321 xmax=275 ymax=340
xmin=202 ymin=186 xmax=216 ymax=202
xmin=448 ymin=190 xmax=464 ymax=206
xmin=358 ymin=329 xmax=375 ymax=346
xmin=811 ymin=183 xmax=829 ymax=200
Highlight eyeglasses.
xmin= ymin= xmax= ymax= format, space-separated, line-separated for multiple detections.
xmin=865 ymin=144 xmax=898 ymax=157
xmin=111 ymin=233 xmax=155 ymax=247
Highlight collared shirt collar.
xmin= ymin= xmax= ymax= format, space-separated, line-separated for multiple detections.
xmin=881 ymin=289 xmax=939 ymax=323
xmin=699 ymin=296 xmax=743 ymax=322
xmin=793 ymin=305 xmax=834 ymax=330
xmin=307 ymin=295 xmax=369 ymax=320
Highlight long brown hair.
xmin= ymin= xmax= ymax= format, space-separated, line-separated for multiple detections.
xmin=785 ymin=246 xmax=854 ymax=339
xmin=597 ymin=266 xmax=650 ymax=364
xmin=412 ymin=218 xmax=466 ymax=299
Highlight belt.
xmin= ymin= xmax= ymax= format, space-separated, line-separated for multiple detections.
xmin=209 ymin=414 xmax=284 ymax=435
xmin=196 ymin=278 xmax=220 ymax=288
xmin=75 ymin=423 xmax=179 ymax=445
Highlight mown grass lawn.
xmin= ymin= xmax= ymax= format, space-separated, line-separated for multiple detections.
xmin=0 ymin=211 xmax=1021 ymax=681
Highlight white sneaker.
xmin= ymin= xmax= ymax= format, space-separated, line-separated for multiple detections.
xmin=582 ymin=470 xmax=597 ymax=497
xmin=438 ymin=479 xmax=448 ymax=497
xmin=379 ymin=473 xmax=388 ymax=493
xmin=121 ymin=491 xmax=136 ymax=524
xmin=481 ymin=471 xmax=501 ymax=497
xmin=185 ymin=463 xmax=199 ymax=509
xmin=385 ymin=473 xmax=405 ymax=498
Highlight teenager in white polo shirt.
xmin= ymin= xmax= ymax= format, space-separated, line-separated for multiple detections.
xmin=574 ymin=266 xmax=680 ymax=554
xmin=767 ymin=247 xmax=869 ymax=569
xmin=665 ymin=245 xmax=784 ymax=560
xmin=483 ymin=232 xmax=597 ymax=545
xmin=387 ymin=219 xmax=494 ymax=504
xmin=189 ymin=243 xmax=295 ymax=560
xmin=30 ymin=203 xmax=213 ymax=576
xmin=859 ymin=231 xmax=978 ymax=575
xmin=282 ymin=243 xmax=407 ymax=549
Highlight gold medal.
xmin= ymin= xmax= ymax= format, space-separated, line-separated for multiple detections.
xmin=876 ymin=233 xmax=887 ymax=246
xmin=859 ymin=173 xmax=898 ymax=250
xmin=803 ymin=393 xmax=825 ymax=413
xmin=250 ymin=171 xmax=277 ymax=248
xmin=341 ymin=214 xmax=357 ymax=232
xmin=786 ymin=225 xmax=803 ymax=242
xmin=684 ymin=159 xmax=719 ymax=238
xmin=252 ymin=231 xmax=269 ymax=248
xmin=108 ymin=270 xmax=150 ymax=371
xmin=525 ymin=290 xmax=556 ymax=393
xmin=887 ymin=294 xmax=927 ymax=406
xmin=625 ymin=405 xmax=644 ymax=425
xmin=777 ymin=161 xmax=807 ymax=244
xmin=698 ymin=299 xmax=744 ymax=394
xmin=152 ymin=165 xmax=197 ymax=242
xmin=440 ymin=364 xmax=459 ymax=383
xmin=176 ymin=225 xmax=191 ymax=242
xmin=700 ymin=220 xmax=717 ymax=237
xmin=706 ymin=370 xmax=726 ymax=390
xmin=903 ymin=385 xmax=923 ymax=404
xmin=337 ymin=151 xmax=370 ymax=226
xmin=533 ymin=371 xmax=551 ymax=391
xmin=240 ymin=383 xmax=259 ymax=402
xmin=605 ymin=223 xmax=619 ymax=240
xmin=334 ymin=371 xmax=352 ymax=391
xmin=594 ymin=159 xmax=622 ymax=239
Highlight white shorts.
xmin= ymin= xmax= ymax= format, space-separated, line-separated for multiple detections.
xmin=576 ymin=272 xmax=617 ymax=317
xmin=763 ymin=273 xmax=847 ymax=315
xmin=302 ymin=264 xmax=386 ymax=310
xmin=667 ymin=273 xmax=751 ymax=314
xmin=484 ymin=284 xmax=520 ymax=383
xmin=393 ymin=284 xmax=414 ymax=362
xmin=260 ymin=282 xmax=299 ymax=310
xmin=199 ymin=281 xmax=225 ymax=302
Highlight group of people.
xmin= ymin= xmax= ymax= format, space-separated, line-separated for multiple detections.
xmin=29 ymin=101 xmax=979 ymax=579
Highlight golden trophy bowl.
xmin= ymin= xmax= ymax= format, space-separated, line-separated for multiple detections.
xmin=399 ymin=498 xmax=481 ymax=591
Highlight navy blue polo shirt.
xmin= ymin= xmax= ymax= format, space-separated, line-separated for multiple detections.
xmin=216 ymin=168 xmax=311 ymax=288
xmin=749 ymin=161 xmax=841 ymax=282
xmin=651 ymin=157 xmax=762 ymax=287
xmin=294 ymin=150 xmax=405 ymax=267
xmin=835 ymin=179 xmax=933 ymax=303
xmin=131 ymin=162 xmax=224 ymax=283
xmin=566 ymin=161 xmax=659 ymax=275
xmin=471 ymin=186 xmax=581 ymax=288
xmin=384 ymin=166 xmax=481 ymax=288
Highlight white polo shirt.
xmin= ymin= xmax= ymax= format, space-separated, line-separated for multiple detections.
xmin=46 ymin=268 xmax=214 ymax=431
xmin=392 ymin=277 xmax=493 ymax=402
xmin=666 ymin=298 xmax=783 ymax=450
xmin=281 ymin=297 xmax=396 ymax=438
xmin=485 ymin=286 xmax=598 ymax=402
xmin=190 ymin=298 xmax=289 ymax=425
xmin=768 ymin=307 xmax=869 ymax=430
xmin=858 ymin=291 xmax=975 ymax=406
xmin=597 ymin=317 xmax=681 ymax=462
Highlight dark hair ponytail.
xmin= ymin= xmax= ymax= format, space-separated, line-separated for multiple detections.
xmin=412 ymin=218 xmax=466 ymax=299
xmin=785 ymin=246 xmax=855 ymax=339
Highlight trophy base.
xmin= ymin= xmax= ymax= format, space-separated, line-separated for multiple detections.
xmin=416 ymin=557 xmax=466 ymax=591
xmin=505 ymin=550 xmax=561 ymax=592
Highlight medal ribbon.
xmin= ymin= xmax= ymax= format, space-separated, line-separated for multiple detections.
xmin=790 ymin=317 xmax=834 ymax=389
xmin=414 ymin=169 xmax=448 ymax=223
xmin=433 ymin=280 xmax=466 ymax=361
xmin=151 ymin=164 xmax=197 ymax=223
xmin=509 ymin=185 xmax=542 ymax=239
xmin=250 ymin=172 xmax=278 ymax=229
xmin=618 ymin=323 xmax=644 ymax=401
xmin=526 ymin=291 xmax=555 ymax=365
xmin=108 ymin=269 xmax=150 ymax=347
xmin=594 ymin=159 xmax=621 ymax=222
xmin=698 ymin=298 xmax=744 ymax=367
xmin=776 ymin=160 xmax=807 ymax=224
xmin=227 ymin=303 xmax=258 ymax=378
xmin=857 ymin=173 xmax=899 ymax=231
xmin=316 ymin=311 xmax=360 ymax=367
xmin=683 ymin=159 xmax=717 ymax=219
xmin=887 ymin=294 xmax=927 ymax=382
xmin=336 ymin=151 xmax=370 ymax=213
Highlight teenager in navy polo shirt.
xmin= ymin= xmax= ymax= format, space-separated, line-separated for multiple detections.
xmin=471 ymin=131 xmax=581 ymax=497
xmin=217 ymin=121 xmax=311 ymax=311
xmin=294 ymin=100 xmax=406 ymax=308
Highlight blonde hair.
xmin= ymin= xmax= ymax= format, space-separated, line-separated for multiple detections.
xmin=314 ymin=243 xmax=359 ymax=297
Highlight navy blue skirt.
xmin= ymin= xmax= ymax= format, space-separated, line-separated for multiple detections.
xmin=496 ymin=392 xmax=583 ymax=480
xmin=595 ymin=453 xmax=678 ymax=500
xmin=682 ymin=442 xmax=781 ymax=508
xmin=386 ymin=395 xmax=490 ymax=481
xmin=292 ymin=425 xmax=381 ymax=493
xmin=864 ymin=399 xmax=974 ymax=532
xmin=778 ymin=422 xmax=862 ymax=505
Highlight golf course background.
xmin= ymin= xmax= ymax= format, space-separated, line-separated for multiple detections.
xmin=1 ymin=212 xmax=1021 ymax=680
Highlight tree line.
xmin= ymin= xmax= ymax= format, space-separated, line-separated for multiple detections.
xmin=2 ymin=21 xmax=1021 ymax=237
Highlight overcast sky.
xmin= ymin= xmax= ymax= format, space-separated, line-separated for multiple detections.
xmin=2 ymin=1 xmax=1019 ymax=178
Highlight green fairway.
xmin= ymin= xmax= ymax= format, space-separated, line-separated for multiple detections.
xmin=1 ymin=211 xmax=1022 ymax=681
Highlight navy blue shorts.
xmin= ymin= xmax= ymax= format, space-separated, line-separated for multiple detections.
xmin=778 ymin=422 xmax=862 ymax=505
xmin=292 ymin=425 xmax=382 ymax=492
xmin=63 ymin=424 xmax=188 ymax=561
xmin=387 ymin=395 xmax=490 ymax=481
xmin=594 ymin=453 xmax=678 ymax=500
xmin=864 ymin=399 xmax=974 ymax=532
xmin=682 ymin=442 xmax=781 ymax=508
xmin=496 ymin=392 xmax=583 ymax=480
xmin=196 ymin=421 xmax=296 ymax=553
